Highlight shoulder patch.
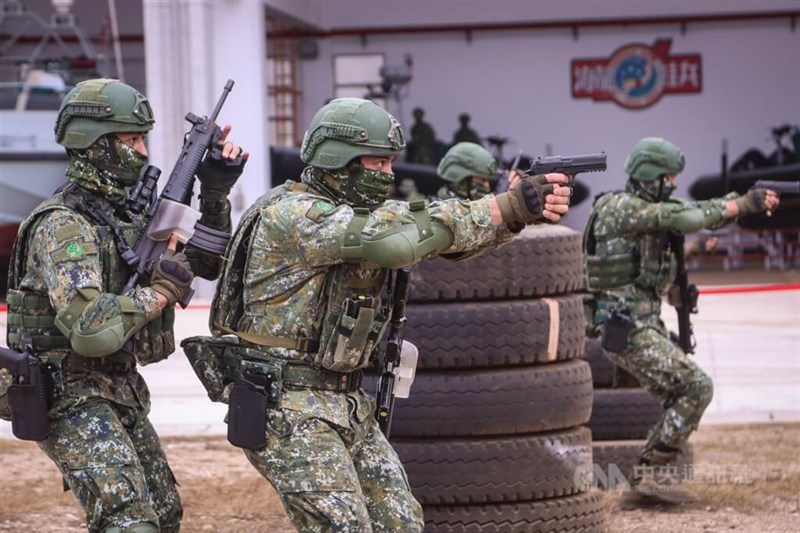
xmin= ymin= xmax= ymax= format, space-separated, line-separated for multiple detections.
xmin=305 ymin=200 xmax=335 ymax=222
xmin=65 ymin=242 xmax=85 ymax=259
xmin=50 ymin=240 xmax=98 ymax=263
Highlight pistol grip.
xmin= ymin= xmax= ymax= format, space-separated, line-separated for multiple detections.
xmin=178 ymin=287 xmax=195 ymax=309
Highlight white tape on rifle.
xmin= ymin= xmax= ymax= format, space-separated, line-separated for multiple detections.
xmin=393 ymin=340 xmax=419 ymax=398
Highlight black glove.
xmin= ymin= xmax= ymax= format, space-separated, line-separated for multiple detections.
xmin=495 ymin=173 xmax=558 ymax=224
xmin=150 ymin=250 xmax=194 ymax=306
xmin=196 ymin=146 xmax=247 ymax=201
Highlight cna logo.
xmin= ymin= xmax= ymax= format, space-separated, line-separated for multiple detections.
xmin=571 ymin=39 xmax=702 ymax=110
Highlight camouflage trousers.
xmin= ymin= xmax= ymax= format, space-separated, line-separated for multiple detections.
xmin=605 ymin=324 xmax=714 ymax=462
xmin=38 ymin=395 xmax=182 ymax=532
xmin=243 ymin=388 xmax=423 ymax=533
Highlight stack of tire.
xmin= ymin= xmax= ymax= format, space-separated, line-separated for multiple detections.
xmin=388 ymin=225 xmax=606 ymax=532
xmin=584 ymin=338 xmax=694 ymax=489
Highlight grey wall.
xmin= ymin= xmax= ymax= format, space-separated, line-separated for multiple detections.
xmin=296 ymin=13 xmax=800 ymax=230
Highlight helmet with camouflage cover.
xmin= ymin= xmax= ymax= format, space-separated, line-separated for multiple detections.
xmin=436 ymin=142 xmax=498 ymax=200
xmin=55 ymin=78 xmax=154 ymax=149
xmin=624 ymin=137 xmax=684 ymax=201
xmin=301 ymin=98 xmax=405 ymax=169
xmin=300 ymin=98 xmax=406 ymax=208
xmin=438 ymin=142 xmax=497 ymax=183
xmin=624 ymin=137 xmax=684 ymax=182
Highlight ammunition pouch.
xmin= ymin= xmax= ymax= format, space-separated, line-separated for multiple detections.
xmin=584 ymin=253 xmax=639 ymax=291
xmin=316 ymin=296 xmax=388 ymax=373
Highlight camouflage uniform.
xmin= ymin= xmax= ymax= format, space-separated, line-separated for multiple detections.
xmin=212 ymin=174 xmax=515 ymax=532
xmin=2 ymin=79 xmax=232 ymax=532
xmin=585 ymin=185 xmax=726 ymax=460
xmin=201 ymin=98 xmax=551 ymax=533
xmin=584 ymin=137 xmax=771 ymax=469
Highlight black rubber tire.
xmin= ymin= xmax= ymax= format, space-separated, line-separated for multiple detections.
xmin=405 ymin=295 xmax=586 ymax=369
xmin=583 ymin=337 xmax=614 ymax=388
xmin=591 ymin=440 xmax=695 ymax=490
xmin=409 ymin=225 xmax=583 ymax=302
xmin=588 ymin=389 xmax=663 ymax=441
xmin=422 ymin=491 xmax=605 ymax=532
xmin=387 ymin=359 xmax=593 ymax=437
xmin=393 ymin=427 xmax=592 ymax=505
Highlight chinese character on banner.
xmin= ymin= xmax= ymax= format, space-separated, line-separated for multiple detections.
xmin=571 ymin=39 xmax=702 ymax=109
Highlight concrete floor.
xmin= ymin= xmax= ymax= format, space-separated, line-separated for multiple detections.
xmin=1 ymin=272 xmax=798 ymax=437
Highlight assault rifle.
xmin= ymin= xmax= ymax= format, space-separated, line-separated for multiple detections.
xmin=668 ymin=230 xmax=699 ymax=354
xmin=0 ymin=346 xmax=52 ymax=441
xmin=122 ymin=79 xmax=243 ymax=306
xmin=754 ymin=180 xmax=800 ymax=195
xmin=529 ymin=152 xmax=607 ymax=180
xmin=376 ymin=267 xmax=412 ymax=436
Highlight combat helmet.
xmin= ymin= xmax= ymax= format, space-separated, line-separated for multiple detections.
xmin=55 ymin=78 xmax=154 ymax=149
xmin=438 ymin=142 xmax=498 ymax=183
xmin=300 ymin=98 xmax=405 ymax=169
xmin=624 ymin=137 xmax=685 ymax=182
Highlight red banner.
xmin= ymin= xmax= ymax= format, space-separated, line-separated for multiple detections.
xmin=571 ymin=39 xmax=702 ymax=109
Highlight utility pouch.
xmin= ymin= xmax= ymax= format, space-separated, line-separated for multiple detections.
xmin=7 ymin=365 xmax=52 ymax=442
xmin=601 ymin=308 xmax=634 ymax=354
xmin=320 ymin=296 xmax=386 ymax=372
xmin=227 ymin=370 xmax=274 ymax=450
xmin=181 ymin=335 xmax=243 ymax=403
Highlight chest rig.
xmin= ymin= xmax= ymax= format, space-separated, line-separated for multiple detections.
xmin=6 ymin=184 xmax=174 ymax=360
xmin=584 ymin=191 xmax=676 ymax=295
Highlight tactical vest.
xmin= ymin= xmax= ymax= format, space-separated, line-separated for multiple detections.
xmin=584 ymin=191 xmax=676 ymax=295
xmin=211 ymin=182 xmax=388 ymax=372
xmin=6 ymin=185 xmax=175 ymax=362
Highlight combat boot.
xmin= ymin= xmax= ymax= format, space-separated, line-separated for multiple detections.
xmin=620 ymin=446 xmax=699 ymax=509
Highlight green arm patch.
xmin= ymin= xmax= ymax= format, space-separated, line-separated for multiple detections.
xmin=305 ymin=200 xmax=335 ymax=222
xmin=50 ymin=240 xmax=98 ymax=263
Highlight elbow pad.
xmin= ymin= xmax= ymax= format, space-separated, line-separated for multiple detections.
xmin=657 ymin=204 xmax=725 ymax=233
xmin=54 ymin=288 xmax=148 ymax=357
xmin=343 ymin=222 xmax=454 ymax=269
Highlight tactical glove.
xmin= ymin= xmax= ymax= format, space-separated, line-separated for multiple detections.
xmin=150 ymin=250 xmax=194 ymax=306
xmin=196 ymin=146 xmax=247 ymax=201
xmin=733 ymin=187 xmax=768 ymax=217
xmin=495 ymin=173 xmax=556 ymax=224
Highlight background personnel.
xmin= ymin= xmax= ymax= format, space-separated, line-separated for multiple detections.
xmin=583 ymin=137 xmax=780 ymax=507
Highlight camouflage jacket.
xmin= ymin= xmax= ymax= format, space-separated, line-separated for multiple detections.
xmin=585 ymin=187 xmax=730 ymax=326
xmin=5 ymin=177 xmax=230 ymax=408
xmin=212 ymin=180 xmax=513 ymax=368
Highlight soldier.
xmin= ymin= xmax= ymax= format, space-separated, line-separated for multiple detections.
xmin=436 ymin=141 xmax=501 ymax=201
xmin=0 ymin=79 xmax=245 ymax=532
xmin=452 ymin=112 xmax=483 ymax=146
xmin=436 ymin=141 xmax=527 ymax=204
xmin=407 ymin=106 xmax=438 ymax=165
xmin=583 ymin=137 xmax=779 ymax=507
xmin=205 ymin=97 xmax=571 ymax=532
